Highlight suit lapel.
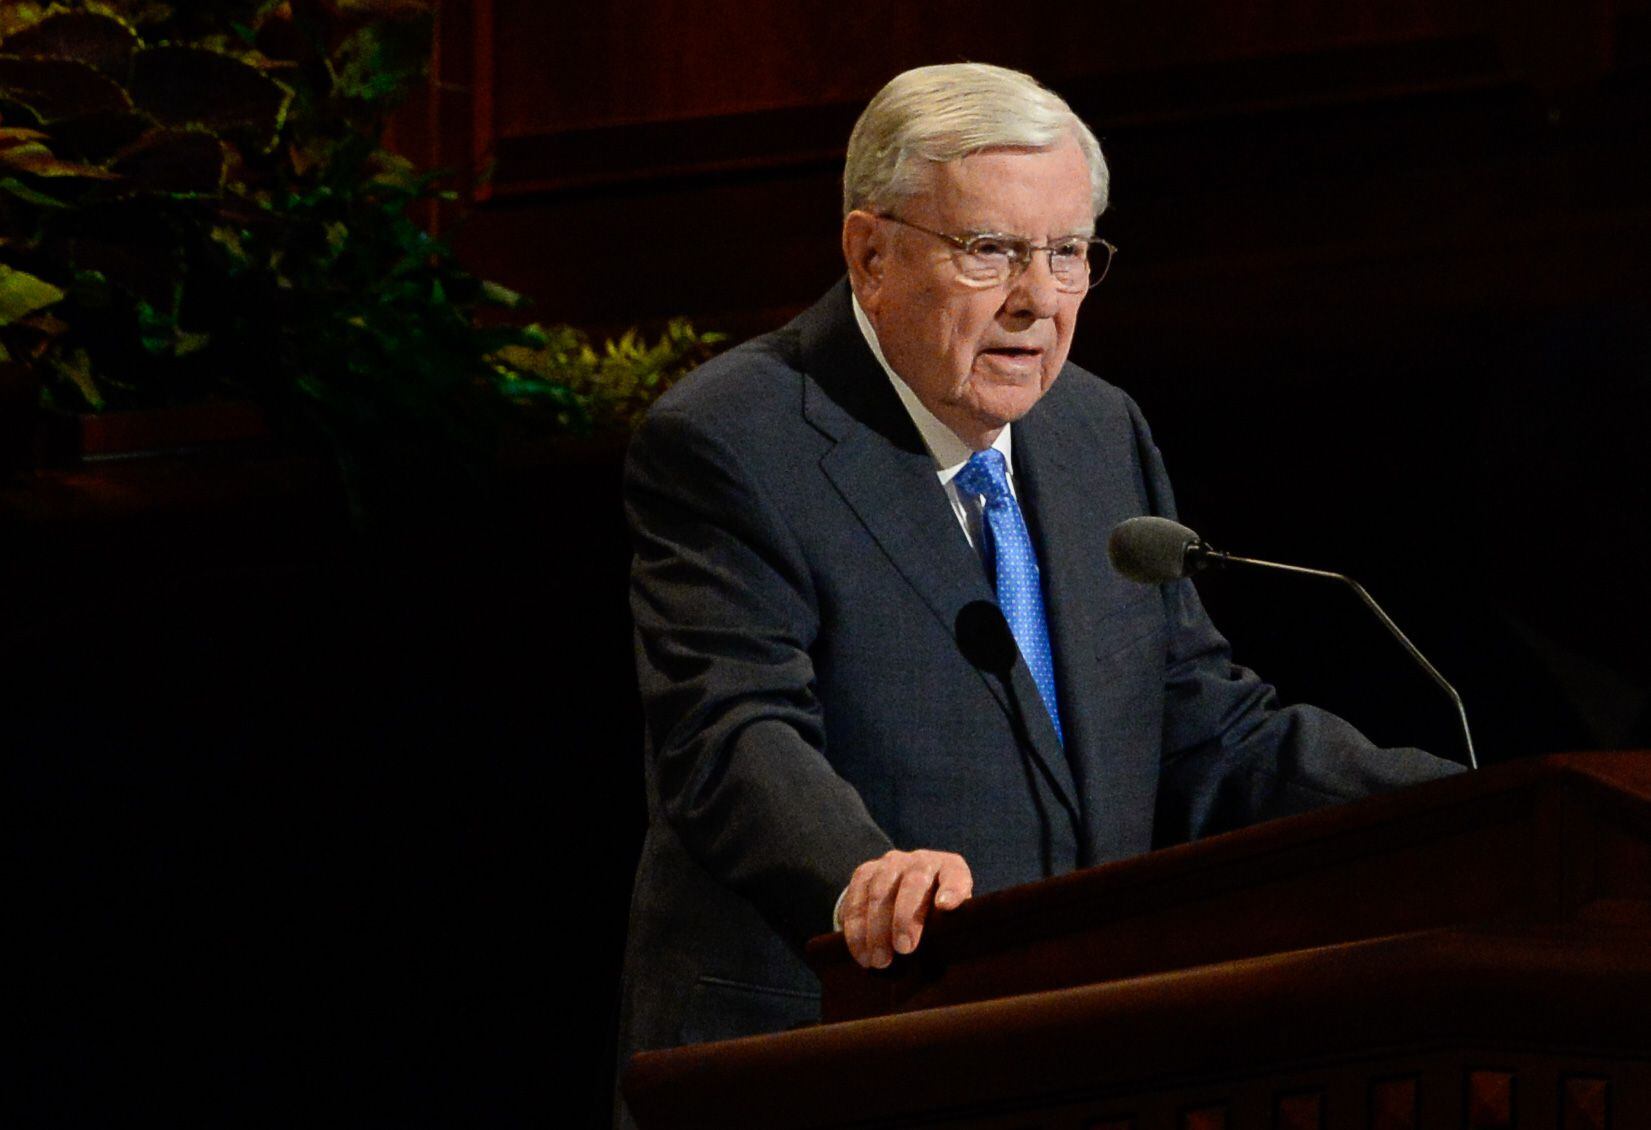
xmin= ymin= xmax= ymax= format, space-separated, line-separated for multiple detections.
xmin=795 ymin=284 xmax=1081 ymax=824
xmin=1016 ymin=377 xmax=1164 ymax=866
xmin=796 ymin=285 xmax=997 ymax=645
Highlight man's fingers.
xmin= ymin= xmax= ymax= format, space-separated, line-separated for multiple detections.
xmin=932 ymin=854 xmax=974 ymax=910
xmin=896 ymin=854 xmax=974 ymax=951
xmin=841 ymin=850 xmax=973 ymax=968
xmin=840 ymin=874 xmax=871 ymax=965
xmin=863 ymin=864 xmax=899 ymax=969
xmin=842 ymin=857 xmax=899 ymax=969
xmin=889 ymin=864 xmax=939 ymax=954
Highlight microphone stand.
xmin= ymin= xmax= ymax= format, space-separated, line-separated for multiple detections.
xmin=1186 ymin=542 xmax=1479 ymax=771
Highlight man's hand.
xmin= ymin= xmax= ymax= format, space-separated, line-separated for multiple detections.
xmin=839 ymin=849 xmax=973 ymax=969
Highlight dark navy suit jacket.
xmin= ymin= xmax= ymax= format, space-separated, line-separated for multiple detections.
xmin=615 ymin=282 xmax=1458 ymax=1108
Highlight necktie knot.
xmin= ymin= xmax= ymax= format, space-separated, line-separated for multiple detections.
xmin=956 ymin=448 xmax=1012 ymax=506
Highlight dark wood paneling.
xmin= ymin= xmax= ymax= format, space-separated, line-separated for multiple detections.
xmin=485 ymin=0 xmax=1495 ymax=137
xmin=469 ymin=0 xmax=1508 ymax=199
xmin=427 ymin=1 xmax=1650 ymax=334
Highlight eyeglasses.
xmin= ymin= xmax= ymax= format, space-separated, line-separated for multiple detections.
xmin=878 ymin=214 xmax=1116 ymax=293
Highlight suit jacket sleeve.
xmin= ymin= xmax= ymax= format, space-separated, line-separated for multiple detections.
xmin=627 ymin=404 xmax=895 ymax=945
xmin=1124 ymin=399 xmax=1465 ymax=844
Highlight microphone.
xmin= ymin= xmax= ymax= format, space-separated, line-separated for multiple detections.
xmin=1108 ymin=516 xmax=1478 ymax=770
xmin=955 ymin=600 xmax=1019 ymax=677
xmin=1108 ymin=516 xmax=1204 ymax=583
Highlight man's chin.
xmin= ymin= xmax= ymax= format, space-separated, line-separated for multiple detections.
xmin=964 ymin=386 xmax=1051 ymax=428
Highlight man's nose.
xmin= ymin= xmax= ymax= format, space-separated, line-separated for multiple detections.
xmin=1003 ymin=252 xmax=1063 ymax=321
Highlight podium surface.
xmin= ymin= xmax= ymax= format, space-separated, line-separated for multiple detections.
xmin=625 ymin=753 xmax=1651 ymax=1129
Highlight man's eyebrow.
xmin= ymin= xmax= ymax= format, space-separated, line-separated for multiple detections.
xmin=960 ymin=226 xmax=1097 ymax=239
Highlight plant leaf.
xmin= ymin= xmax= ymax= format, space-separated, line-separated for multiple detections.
xmin=129 ymin=45 xmax=291 ymax=141
xmin=208 ymin=224 xmax=247 ymax=262
xmin=109 ymin=127 xmax=227 ymax=196
xmin=332 ymin=20 xmax=428 ymax=105
xmin=335 ymin=0 xmax=436 ymax=20
xmin=0 ymin=260 xmax=65 ymax=324
xmin=68 ymin=236 xmax=175 ymax=307
xmin=479 ymin=279 xmax=526 ymax=308
xmin=1 ymin=11 xmax=141 ymax=79
xmin=20 ymin=309 xmax=67 ymax=336
xmin=0 ymin=56 xmax=134 ymax=120
xmin=0 ymin=173 xmax=70 ymax=205
xmin=48 ymin=108 xmax=153 ymax=163
xmin=251 ymin=5 xmax=319 ymax=66
xmin=52 ymin=346 xmax=104 ymax=410
xmin=0 ymin=5 xmax=50 ymax=42
xmin=0 ymin=137 xmax=121 ymax=178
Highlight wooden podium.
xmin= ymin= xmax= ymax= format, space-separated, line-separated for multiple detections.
xmin=624 ymin=753 xmax=1651 ymax=1129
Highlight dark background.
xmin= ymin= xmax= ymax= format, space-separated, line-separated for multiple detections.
xmin=13 ymin=1 xmax=1650 ymax=1125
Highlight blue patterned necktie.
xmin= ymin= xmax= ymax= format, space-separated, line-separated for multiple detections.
xmin=954 ymin=448 xmax=1063 ymax=744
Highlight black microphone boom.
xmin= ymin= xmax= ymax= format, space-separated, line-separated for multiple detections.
xmin=1108 ymin=516 xmax=1478 ymax=770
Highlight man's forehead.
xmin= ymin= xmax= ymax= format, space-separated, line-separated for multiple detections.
xmin=910 ymin=143 xmax=1096 ymax=235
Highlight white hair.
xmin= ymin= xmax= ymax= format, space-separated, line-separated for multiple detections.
xmin=842 ymin=62 xmax=1109 ymax=219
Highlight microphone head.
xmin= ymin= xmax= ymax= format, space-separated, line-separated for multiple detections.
xmin=955 ymin=600 xmax=1018 ymax=676
xmin=1109 ymin=516 xmax=1201 ymax=583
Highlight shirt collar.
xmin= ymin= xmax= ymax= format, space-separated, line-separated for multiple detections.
xmin=850 ymin=292 xmax=1012 ymax=484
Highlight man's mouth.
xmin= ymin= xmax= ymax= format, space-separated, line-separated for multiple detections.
xmin=982 ymin=346 xmax=1042 ymax=359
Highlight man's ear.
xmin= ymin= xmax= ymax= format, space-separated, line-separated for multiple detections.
xmin=842 ymin=210 xmax=887 ymax=309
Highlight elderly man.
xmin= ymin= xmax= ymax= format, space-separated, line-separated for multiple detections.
xmin=614 ymin=62 xmax=1458 ymax=1113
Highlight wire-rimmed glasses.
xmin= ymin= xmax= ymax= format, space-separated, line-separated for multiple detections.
xmin=878 ymin=214 xmax=1116 ymax=293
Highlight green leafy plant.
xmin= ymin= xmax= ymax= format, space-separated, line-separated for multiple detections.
xmin=494 ymin=319 xmax=725 ymax=434
xmin=0 ymin=0 xmax=721 ymax=479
